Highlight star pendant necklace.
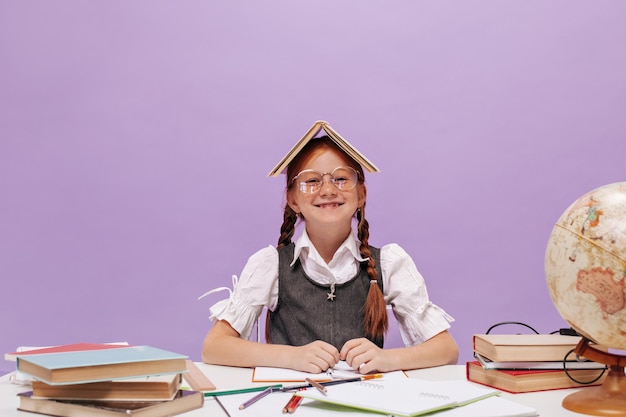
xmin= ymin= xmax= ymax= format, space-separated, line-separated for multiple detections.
xmin=327 ymin=282 xmax=336 ymax=301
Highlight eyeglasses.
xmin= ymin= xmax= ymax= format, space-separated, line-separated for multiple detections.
xmin=291 ymin=166 xmax=360 ymax=194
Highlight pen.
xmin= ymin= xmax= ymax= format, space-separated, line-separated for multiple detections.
xmin=319 ymin=373 xmax=383 ymax=387
xmin=214 ymin=396 xmax=232 ymax=417
xmin=280 ymin=373 xmax=383 ymax=392
xmin=239 ymin=385 xmax=274 ymax=410
xmin=204 ymin=384 xmax=283 ymax=397
xmin=305 ymin=377 xmax=327 ymax=394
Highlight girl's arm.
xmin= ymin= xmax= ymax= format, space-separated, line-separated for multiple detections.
xmin=340 ymin=330 xmax=459 ymax=374
xmin=202 ymin=319 xmax=341 ymax=373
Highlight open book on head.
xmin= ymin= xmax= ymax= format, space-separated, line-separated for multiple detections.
xmin=296 ymin=377 xmax=500 ymax=417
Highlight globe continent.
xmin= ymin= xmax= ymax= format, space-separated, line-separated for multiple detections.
xmin=545 ymin=182 xmax=626 ymax=350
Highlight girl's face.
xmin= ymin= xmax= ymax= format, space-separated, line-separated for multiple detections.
xmin=287 ymin=148 xmax=365 ymax=233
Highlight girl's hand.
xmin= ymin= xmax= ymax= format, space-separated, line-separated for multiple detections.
xmin=289 ymin=340 xmax=340 ymax=373
xmin=340 ymin=338 xmax=390 ymax=374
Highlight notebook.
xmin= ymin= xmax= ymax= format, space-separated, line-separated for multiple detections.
xmin=296 ymin=377 xmax=500 ymax=417
xmin=252 ymin=360 xmax=406 ymax=382
xmin=252 ymin=360 xmax=359 ymax=382
xmin=215 ymin=389 xmax=384 ymax=416
xmin=214 ymin=386 xmax=535 ymax=417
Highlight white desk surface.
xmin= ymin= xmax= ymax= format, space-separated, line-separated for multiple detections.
xmin=0 ymin=363 xmax=592 ymax=416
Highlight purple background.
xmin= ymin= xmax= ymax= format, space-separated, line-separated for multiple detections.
xmin=1 ymin=2 xmax=625 ymax=369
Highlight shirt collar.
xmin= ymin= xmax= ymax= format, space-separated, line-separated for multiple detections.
xmin=291 ymin=229 xmax=368 ymax=267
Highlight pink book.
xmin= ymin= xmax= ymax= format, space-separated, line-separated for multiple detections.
xmin=5 ymin=342 xmax=129 ymax=362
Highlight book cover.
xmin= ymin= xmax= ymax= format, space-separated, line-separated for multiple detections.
xmin=296 ymin=377 xmax=499 ymax=417
xmin=466 ymin=361 xmax=606 ymax=394
xmin=183 ymin=360 xmax=215 ymax=391
xmin=473 ymin=352 xmax=606 ymax=370
xmin=473 ymin=334 xmax=583 ymax=362
xmin=31 ymin=373 xmax=182 ymax=401
xmin=18 ymin=390 xmax=203 ymax=417
xmin=16 ymin=345 xmax=188 ymax=385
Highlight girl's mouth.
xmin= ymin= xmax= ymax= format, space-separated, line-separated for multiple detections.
xmin=316 ymin=202 xmax=342 ymax=209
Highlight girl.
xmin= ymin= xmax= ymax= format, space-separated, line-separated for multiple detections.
xmin=202 ymin=126 xmax=458 ymax=374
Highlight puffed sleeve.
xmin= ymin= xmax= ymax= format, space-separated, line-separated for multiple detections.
xmin=207 ymin=245 xmax=279 ymax=340
xmin=380 ymin=244 xmax=454 ymax=346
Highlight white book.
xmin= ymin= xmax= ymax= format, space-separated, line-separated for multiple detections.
xmin=474 ymin=352 xmax=606 ymax=370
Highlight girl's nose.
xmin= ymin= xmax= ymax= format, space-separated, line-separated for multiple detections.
xmin=318 ymin=174 xmax=338 ymax=196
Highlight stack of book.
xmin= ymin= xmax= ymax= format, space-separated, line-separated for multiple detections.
xmin=466 ymin=334 xmax=607 ymax=393
xmin=6 ymin=343 xmax=204 ymax=417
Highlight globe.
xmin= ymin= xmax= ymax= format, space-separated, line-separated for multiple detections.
xmin=545 ymin=181 xmax=626 ymax=349
xmin=545 ymin=181 xmax=626 ymax=416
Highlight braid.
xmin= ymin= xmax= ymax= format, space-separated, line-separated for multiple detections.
xmin=268 ymin=204 xmax=299 ymax=343
xmin=277 ymin=205 xmax=299 ymax=248
xmin=357 ymin=204 xmax=388 ymax=341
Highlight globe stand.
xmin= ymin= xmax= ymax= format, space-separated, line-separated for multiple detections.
xmin=562 ymin=338 xmax=626 ymax=417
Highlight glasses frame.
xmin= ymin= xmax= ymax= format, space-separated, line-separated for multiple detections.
xmin=291 ymin=166 xmax=360 ymax=194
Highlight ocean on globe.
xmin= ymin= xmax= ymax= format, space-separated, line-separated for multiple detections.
xmin=545 ymin=182 xmax=626 ymax=350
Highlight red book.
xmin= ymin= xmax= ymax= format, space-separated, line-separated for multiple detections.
xmin=5 ymin=343 xmax=129 ymax=362
xmin=466 ymin=361 xmax=606 ymax=393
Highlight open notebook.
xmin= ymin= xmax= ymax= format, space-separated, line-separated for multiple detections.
xmin=253 ymin=360 xmax=356 ymax=382
xmin=252 ymin=360 xmax=406 ymax=382
xmin=215 ymin=384 xmax=536 ymax=417
xmin=296 ymin=377 xmax=500 ymax=417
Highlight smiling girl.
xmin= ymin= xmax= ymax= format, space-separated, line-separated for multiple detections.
xmin=201 ymin=122 xmax=458 ymax=373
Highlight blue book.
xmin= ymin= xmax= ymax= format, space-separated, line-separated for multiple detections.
xmin=16 ymin=345 xmax=188 ymax=385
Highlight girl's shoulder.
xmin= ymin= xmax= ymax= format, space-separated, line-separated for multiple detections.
xmin=239 ymin=245 xmax=280 ymax=283
xmin=247 ymin=245 xmax=279 ymax=263
xmin=380 ymin=242 xmax=410 ymax=259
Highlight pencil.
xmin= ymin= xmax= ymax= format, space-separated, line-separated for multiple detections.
xmin=282 ymin=392 xmax=304 ymax=413
xmin=305 ymin=377 xmax=327 ymax=394
xmin=238 ymin=385 xmax=274 ymax=410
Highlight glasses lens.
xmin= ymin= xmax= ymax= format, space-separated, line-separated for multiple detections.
xmin=331 ymin=167 xmax=358 ymax=190
xmin=296 ymin=171 xmax=323 ymax=194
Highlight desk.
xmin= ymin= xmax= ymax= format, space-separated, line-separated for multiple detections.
xmin=0 ymin=364 xmax=591 ymax=416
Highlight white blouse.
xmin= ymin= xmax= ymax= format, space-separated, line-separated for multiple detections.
xmin=207 ymin=230 xmax=454 ymax=347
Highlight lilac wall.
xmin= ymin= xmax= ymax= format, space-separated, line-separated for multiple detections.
xmin=1 ymin=2 xmax=625 ymax=368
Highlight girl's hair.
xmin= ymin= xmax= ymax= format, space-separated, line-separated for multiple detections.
xmin=275 ymin=136 xmax=388 ymax=341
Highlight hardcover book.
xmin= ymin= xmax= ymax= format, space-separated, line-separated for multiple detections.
xmin=472 ymin=334 xmax=584 ymax=362
xmin=17 ymin=390 xmax=203 ymax=417
xmin=466 ymin=361 xmax=606 ymax=393
xmin=31 ymin=373 xmax=182 ymax=401
xmin=16 ymin=345 xmax=187 ymax=385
